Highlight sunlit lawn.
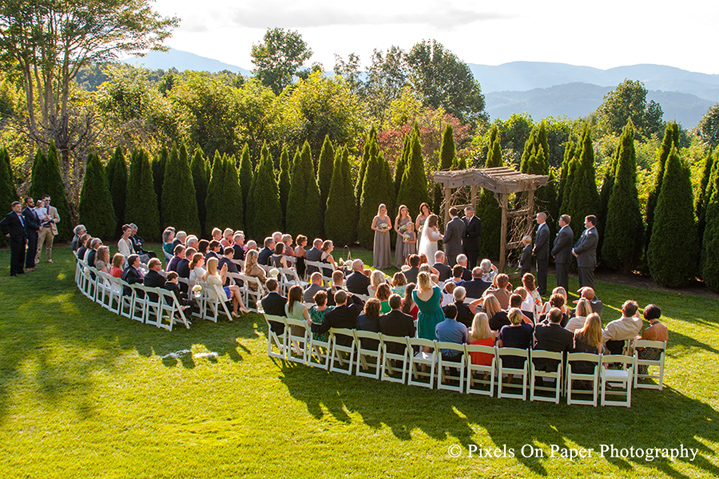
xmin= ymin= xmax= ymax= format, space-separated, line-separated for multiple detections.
xmin=0 ymin=246 xmax=717 ymax=478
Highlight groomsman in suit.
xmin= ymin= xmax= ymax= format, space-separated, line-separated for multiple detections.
xmin=36 ymin=195 xmax=60 ymax=264
xmin=551 ymin=214 xmax=574 ymax=293
xmin=573 ymin=215 xmax=599 ymax=289
xmin=443 ymin=208 xmax=466 ymax=267
xmin=462 ymin=206 xmax=482 ymax=269
xmin=22 ymin=198 xmax=41 ymax=270
xmin=532 ymin=212 xmax=550 ymax=295
xmin=0 ymin=201 xmax=28 ymax=276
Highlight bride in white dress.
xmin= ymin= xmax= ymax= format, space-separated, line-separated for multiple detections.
xmin=418 ymin=214 xmax=443 ymax=260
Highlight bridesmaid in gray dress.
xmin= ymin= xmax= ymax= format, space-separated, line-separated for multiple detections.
xmin=372 ymin=204 xmax=392 ymax=269
xmin=394 ymin=204 xmax=410 ymax=269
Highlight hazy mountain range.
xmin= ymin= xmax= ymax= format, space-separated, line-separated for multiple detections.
xmin=124 ymin=49 xmax=719 ymax=127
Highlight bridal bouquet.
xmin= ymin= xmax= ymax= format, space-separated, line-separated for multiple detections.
xmin=399 ymin=224 xmax=408 ymax=234
xmin=379 ymin=222 xmax=389 ymax=232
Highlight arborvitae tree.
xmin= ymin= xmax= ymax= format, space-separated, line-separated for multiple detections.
xmin=278 ymin=146 xmax=291 ymax=227
xmin=238 ymin=143 xmax=253 ymax=208
xmin=249 ymin=143 xmax=282 ymax=239
xmin=396 ymin=135 xmax=410 ymax=196
xmin=381 ymin=152 xmax=395 ymax=219
xmin=536 ymin=120 xmax=551 ymax=170
xmin=701 ymin=152 xmax=719 ymax=291
xmin=566 ymin=126 xmax=601 ymax=242
xmin=477 ymin=135 xmax=503 ymax=259
xmin=601 ymin=121 xmax=644 ymax=272
xmin=645 ymin=123 xmax=679 ymax=251
xmin=162 ymin=144 xmax=200 ymax=235
xmin=439 ymin=124 xmax=456 ymax=171
xmin=396 ymin=128 xmax=429 ymax=218
xmin=356 ymin=126 xmax=377 ymax=209
xmin=453 ymin=156 xmax=468 ymax=170
xmin=286 ymin=141 xmax=322 ymax=239
xmin=358 ymin=150 xmax=385 ymax=247
xmin=317 ymin=135 xmax=335 ymax=215
xmin=560 ymin=157 xmax=577 ymax=214
xmin=0 ymin=148 xmax=19 ymax=247
xmin=190 ymin=148 xmax=210 ymax=237
xmin=28 ymin=143 xmax=72 ymax=241
xmin=519 ymin=128 xmax=538 ymax=173
xmin=325 ymin=147 xmax=357 ymax=247
xmin=78 ymin=152 xmax=116 ymax=239
xmin=695 ymin=148 xmax=714 ymax=251
xmin=205 ymin=155 xmax=243 ymax=231
xmin=557 ymin=140 xmax=575 ymax=207
xmin=106 ymin=146 xmax=127 ymax=237
xmin=648 ymin=147 xmax=698 ymax=287
xmin=125 ymin=148 xmax=160 ymax=240
xmin=598 ymin=144 xmax=618 ymax=255
xmin=152 ymin=146 xmax=168 ymax=221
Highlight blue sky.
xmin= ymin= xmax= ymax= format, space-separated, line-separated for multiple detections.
xmin=153 ymin=0 xmax=719 ymax=75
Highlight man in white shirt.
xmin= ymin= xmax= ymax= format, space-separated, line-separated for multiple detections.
xmin=603 ymin=300 xmax=643 ymax=354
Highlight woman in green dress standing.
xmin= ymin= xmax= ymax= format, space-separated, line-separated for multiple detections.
xmin=412 ymin=272 xmax=444 ymax=349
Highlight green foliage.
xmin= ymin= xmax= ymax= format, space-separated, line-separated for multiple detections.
xmin=286 ymin=142 xmax=322 ymax=239
xmin=238 ymin=144 xmax=253 ymax=228
xmin=316 ymin=135 xmax=334 ymax=215
xmin=701 ymin=152 xmax=719 ymax=291
xmin=648 ymin=148 xmax=698 ymax=287
xmin=205 ymin=155 xmax=243 ymax=232
xmin=439 ymin=124 xmax=456 ymax=170
xmin=557 ymin=140 xmax=574 ymax=213
xmin=477 ymin=135 xmax=503 ymax=259
xmin=0 ymin=147 xmax=19 ymax=247
xmin=28 ymin=143 xmax=72 ymax=241
xmin=251 ymin=28 xmax=313 ymax=95
xmin=190 ymin=148 xmax=210 ymax=236
xmin=105 ymin=146 xmax=127 ymax=236
xmin=565 ymin=126 xmax=601 ymax=242
xmin=645 ymin=123 xmax=679 ymax=251
xmin=695 ymin=148 xmax=715 ymax=251
xmin=598 ymin=144 xmax=617 ymax=252
xmin=601 ymin=121 xmax=644 ymax=271
xmin=596 ymin=79 xmax=665 ymax=140
xmin=162 ymin=144 xmax=200 ymax=235
xmin=125 ymin=148 xmax=160 ymax=241
xmin=359 ymin=140 xmax=394 ymax=247
xmin=248 ymin=143 xmax=282 ymax=240
xmin=152 ymin=147 xmax=167 ymax=221
xmin=396 ymin=128 xmax=429 ymax=218
xmin=78 ymin=152 xmax=116 ymax=240
xmin=278 ymin=146 xmax=291 ymax=228
xmin=396 ymin=135 xmax=409 ymax=197
xmin=325 ymin=147 xmax=357 ymax=247
xmin=356 ymin=127 xmax=377 ymax=210
xmin=697 ymin=103 xmax=719 ymax=149
xmin=485 ymin=129 xmax=503 ymax=169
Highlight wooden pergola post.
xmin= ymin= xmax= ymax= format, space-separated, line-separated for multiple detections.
xmin=470 ymin=185 xmax=477 ymax=211
xmin=526 ymin=189 xmax=535 ymax=236
xmin=443 ymin=187 xmax=451 ymax=224
xmin=499 ymin=192 xmax=508 ymax=271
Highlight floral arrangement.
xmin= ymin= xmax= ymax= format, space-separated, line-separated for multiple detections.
xmin=379 ymin=222 xmax=389 ymax=232
xmin=269 ymin=268 xmax=280 ymax=279
xmin=192 ymin=284 xmax=203 ymax=299
xmin=344 ymin=260 xmax=353 ymax=269
xmin=399 ymin=224 xmax=408 ymax=234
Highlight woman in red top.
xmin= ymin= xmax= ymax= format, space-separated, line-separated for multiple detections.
xmin=469 ymin=312 xmax=495 ymax=366
xmin=109 ymin=253 xmax=125 ymax=278
xmin=401 ymin=283 xmax=419 ymax=321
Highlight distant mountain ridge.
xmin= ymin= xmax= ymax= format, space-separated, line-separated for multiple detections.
xmin=123 ymin=49 xmax=251 ymax=76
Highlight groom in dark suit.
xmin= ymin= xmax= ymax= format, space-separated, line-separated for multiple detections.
xmin=573 ymin=215 xmax=599 ymax=289
xmin=0 ymin=201 xmax=28 ymax=276
xmin=533 ymin=212 xmax=550 ymax=295
xmin=462 ymin=206 xmax=482 ymax=269
xmin=22 ymin=197 xmax=41 ymax=270
xmin=443 ymin=208 xmax=466 ymax=267
xmin=551 ymin=214 xmax=574 ymax=292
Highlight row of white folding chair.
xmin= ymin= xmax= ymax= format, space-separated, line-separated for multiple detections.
xmin=303 ymin=260 xmax=335 ymax=285
xmin=227 ymin=272 xmax=264 ymax=312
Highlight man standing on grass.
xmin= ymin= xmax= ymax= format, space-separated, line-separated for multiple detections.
xmin=533 ymin=212 xmax=549 ymax=296
xmin=36 ymin=195 xmax=59 ymax=264
xmin=0 ymin=201 xmax=28 ymax=277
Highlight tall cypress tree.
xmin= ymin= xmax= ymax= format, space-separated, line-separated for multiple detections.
xmin=566 ymin=125 xmax=601 ymax=242
xmin=695 ymin=148 xmax=714 ymax=251
xmin=396 ymin=128 xmax=429 ymax=218
xmin=28 ymin=143 xmax=72 ymax=241
xmin=477 ymin=134 xmax=503 ymax=259
xmin=286 ymin=141 xmax=322 ymax=240
xmin=317 ymin=135 xmax=334 ymax=216
xmin=238 ymin=143 xmax=253 ymax=209
xmin=648 ymin=147 xmax=698 ymax=287
xmin=645 ymin=123 xmax=679 ymax=251
xmin=701 ymin=152 xmax=719 ymax=291
xmin=78 ymin=152 xmax=116 ymax=239
xmin=325 ymin=147 xmax=357 ymax=247
xmin=249 ymin=143 xmax=282 ymax=240
xmin=358 ymin=149 xmax=384 ymax=248
xmin=434 ymin=124 xmax=456 ymax=210
xmin=163 ymin=144 xmax=200 ymax=235
xmin=190 ymin=148 xmax=210 ymax=237
xmin=106 ymin=146 xmax=127 ymax=237
xmin=278 ymin=145 xmax=291 ymax=228
xmin=601 ymin=121 xmax=644 ymax=272
xmin=557 ymin=140 xmax=574 ymax=209
xmin=205 ymin=155 xmax=243 ymax=231
xmin=152 ymin=146 xmax=168 ymax=222
xmin=356 ymin=127 xmax=377 ymax=210
xmin=598 ymin=143 xmax=618 ymax=256
xmin=396 ymin=135 xmax=410 ymax=197
xmin=381 ymin=152 xmax=395 ymax=217
xmin=0 ymin=148 xmax=19 ymax=247
xmin=125 ymin=148 xmax=160 ymax=241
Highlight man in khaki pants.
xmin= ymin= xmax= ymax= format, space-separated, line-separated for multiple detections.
xmin=36 ymin=195 xmax=60 ymax=263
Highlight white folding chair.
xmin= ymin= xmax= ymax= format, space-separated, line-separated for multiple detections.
xmin=566 ymin=352 xmax=601 ymax=406
xmin=354 ymin=330 xmax=383 ymax=379
xmin=497 ymin=347 xmax=529 ymax=400
xmin=633 ymin=340 xmax=666 ymax=390
xmin=129 ymin=284 xmax=147 ymax=323
xmin=436 ymin=341 xmax=466 ymax=393
xmin=285 ymin=317 xmax=310 ymax=364
xmin=263 ymin=314 xmax=288 ymax=360
xmin=380 ymin=335 xmax=410 ymax=384
xmin=529 ymin=350 xmax=564 ymax=404
xmin=158 ymin=288 xmax=190 ymax=331
xmin=307 ymin=328 xmax=331 ymax=369
xmin=228 ymin=272 xmax=263 ymax=312
xmin=600 ymin=354 xmax=634 ymax=407
xmin=328 ymin=328 xmax=356 ymax=375
xmin=203 ymin=282 xmax=233 ymax=322
xmin=75 ymin=259 xmax=84 ymax=287
xmin=407 ymin=338 xmax=437 ymax=389
xmin=465 ymin=344 xmax=497 ymax=396
xmin=95 ymin=271 xmax=113 ymax=310
xmin=305 ymin=260 xmax=334 ymax=285
xmin=118 ymin=280 xmax=134 ymax=319
xmin=104 ymin=274 xmax=124 ymax=314
xmin=143 ymin=286 xmax=164 ymax=328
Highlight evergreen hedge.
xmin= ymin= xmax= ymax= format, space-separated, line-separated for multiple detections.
xmin=397 ymin=135 xmax=409 ymax=197
xmin=28 ymin=143 xmax=72 ymax=241
xmin=248 ymin=143 xmax=282 ymax=240
xmin=325 ymin=147 xmax=357 ymax=247
xmin=317 ymin=135 xmax=334 ymax=216
xmin=238 ymin=143 xmax=253 ymax=228
xmin=152 ymin=146 xmax=168 ymax=222
xmin=125 ymin=148 xmax=160 ymax=241
xmin=701 ymin=152 xmax=719 ymax=292
xmin=433 ymin=125 xmax=455 ymax=211
xmin=356 ymin=127 xmax=376 ymax=211
xmin=278 ymin=146 xmax=291 ymax=228
xmin=286 ymin=142 xmax=322 ymax=240
xmin=477 ymin=133 xmax=503 ymax=259
xmin=78 ymin=152 xmax=116 ymax=240
xmin=565 ymin=125 xmax=600 ymax=242
xmin=645 ymin=123 xmax=679 ymax=251
xmin=0 ymin=147 xmax=19 ymax=247
xmin=162 ymin=144 xmax=201 ymax=235
xmin=695 ymin=148 xmax=714 ymax=252
xmin=358 ymin=147 xmax=385 ymax=248
xmin=647 ymin=147 xmax=698 ymax=287
xmin=205 ymin=154 xmax=243 ymax=231
xmin=106 ymin=146 xmax=127 ymax=237
xmin=396 ymin=128 xmax=429 ymax=219
xmin=190 ymin=148 xmax=210 ymax=237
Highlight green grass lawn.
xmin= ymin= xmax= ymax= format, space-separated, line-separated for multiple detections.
xmin=0 ymin=246 xmax=717 ymax=478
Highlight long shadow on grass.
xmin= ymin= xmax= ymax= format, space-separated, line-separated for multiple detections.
xmin=278 ymin=361 xmax=719 ymax=477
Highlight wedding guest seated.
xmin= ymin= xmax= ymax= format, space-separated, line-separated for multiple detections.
xmin=177 ymin=247 xmax=194 ymax=280
xmin=469 ymin=312 xmax=495 ymax=368
xmin=258 ymin=237 xmax=275 ymax=266
xmin=541 ymin=287 xmax=571 ymax=317
xmin=309 ymin=290 xmax=359 ymax=346
xmin=459 ymin=267 xmax=491 ymax=300
xmin=498 ymin=308 xmax=534 ymax=376
xmin=534 ymin=307 xmax=574 ymax=372
xmin=368 ymin=270 xmax=387 ymax=297
xmin=86 ymin=238 xmax=102 ymax=267
xmin=207 ymin=257 xmax=250 ymax=316
xmin=514 ymin=287 xmax=535 ymax=322
xmin=232 ymin=233 xmax=245 ymax=262
xmin=76 ymin=233 xmax=90 ymax=261
xmin=164 ymin=271 xmax=193 ymax=309
xmin=509 ymin=293 xmax=533 ymax=324
xmin=121 ymin=254 xmax=144 ymax=296
xmin=401 ymin=283 xmax=419 ymax=321
xmin=167 ymin=245 xmax=185 ymax=272
xmin=218 ymin=247 xmax=239 ymax=284
xmin=272 ymin=231 xmax=283 ymax=246
xmin=270 ymin=242 xmax=289 ymax=269
xmin=308 ymin=290 xmax=333 ymax=342
xmin=433 ymin=251 xmax=452 ymax=282
xmin=603 ymin=300 xmax=643 ymax=354
xmin=404 ymin=254 xmax=421 ymax=284
xmin=118 ymin=224 xmax=135 ymax=258
xmin=210 ymin=227 xmax=223 ymax=243
xmin=571 ymin=313 xmax=603 ymax=377
xmin=445 ymin=286 xmax=474 ymax=328
xmin=487 ymin=273 xmax=512 ymax=309
xmin=539 ymin=293 xmax=569 ymax=327
xmin=282 ymin=234 xmax=294 ymax=256
xmin=575 ymin=286 xmax=603 ymax=316
xmin=294 ymin=235 xmax=308 ymax=278
xmin=197 ymin=239 xmax=210 ymax=256
xmin=261 ymin=278 xmax=287 ymax=334
xmin=455 ymin=254 xmax=472 ymax=281
xmin=244 ymin=249 xmax=267 ymax=290
xmin=357 ymin=298 xmax=382 ymax=349
xmin=449 ymin=264 xmax=465 ymax=285
xmin=109 ymin=253 xmax=125 ymax=278
xmin=379 ymin=294 xmax=415 ymax=353
xmin=129 ymin=224 xmax=156 ymax=259
xmin=522 ymin=273 xmax=543 ymax=318
xmin=186 ymin=235 xmax=199 ymax=251
xmin=220 ymin=228 xmax=234 ymax=248
xmin=245 ymin=239 xmax=257 ymax=251
xmin=479 ymin=258 xmax=498 ymax=283
xmin=205 ymin=240 xmax=222 ymax=261
xmin=162 ymin=227 xmax=175 ymax=259
xmin=565 ymin=298 xmax=592 ymax=333
xmin=94 ymin=246 xmax=110 ymax=274
xmin=188 ymin=253 xmax=206 ymax=283
xmin=346 ymin=259 xmax=370 ymax=295
xmin=285 ymin=284 xmax=310 ymax=324
xmin=391 ymin=272 xmax=408 ymax=295
xmin=171 ymin=231 xmax=186 ymax=252
xmin=320 ymin=240 xmax=337 ymax=277
xmin=435 ymin=304 xmax=468 ymax=362
xmin=304 ymin=272 xmax=324 ymax=302
xmin=636 ymin=304 xmax=668 ymax=374
xmin=305 ymin=238 xmax=323 ymax=275
xmin=480 ymin=295 xmax=510 ymax=332
xmin=72 ymin=225 xmax=87 ymax=252
xmin=143 ymin=258 xmax=166 ymax=301
xmin=441 ymin=282 xmax=456 ymax=307
xmin=374 ymin=283 xmax=391 ymax=313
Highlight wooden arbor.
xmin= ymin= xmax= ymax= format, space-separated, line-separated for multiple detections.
xmin=432 ymin=167 xmax=549 ymax=271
